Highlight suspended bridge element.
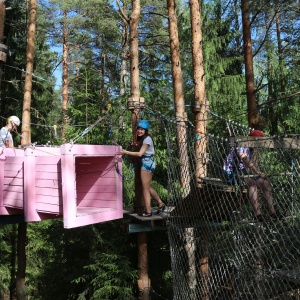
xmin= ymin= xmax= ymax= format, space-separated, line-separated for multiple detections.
xmin=131 ymin=106 xmax=300 ymax=299
xmin=0 ymin=144 xmax=123 ymax=228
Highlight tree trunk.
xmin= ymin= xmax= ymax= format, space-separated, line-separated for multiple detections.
xmin=129 ymin=2 xmax=150 ymax=298
xmin=241 ymin=0 xmax=258 ymax=128
xmin=137 ymin=232 xmax=151 ymax=299
xmin=266 ymin=10 xmax=277 ymax=135
xmin=21 ymin=0 xmax=37 ymax=146
xmin=167 ymin=0 xmax=190 ymax=197
xmin=100 ymin=52 xmax=106 ymax=116
xmin=119 ymin=14 xmax=129 ymax=130
xmin=16 ymin=223 xmax=27 ymax=300
xmin=189 ymin=0 xmax=207 ymax=184
xmin=189 ymin=2 xmax=209 ymax=299
xmin=275 ymin=4 xmax=286 ymax=95
xmin=129 ymin=0 xmax=143 ymax=213
xmin=62 ymin=10 xmax=69 ymax=140
xmin=120 ymin=18 xmax=129 ymax=97
xmin=0 ymin=0 xmax=5 ymax=42
xmin=0 ymin=0 xmax=6 ymax=92
xmin=18 ymin=0 xmax=37 ymax=297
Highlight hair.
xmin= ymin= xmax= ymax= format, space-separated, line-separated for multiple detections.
xmin=136 ymin=128 xmax=153 ymax=151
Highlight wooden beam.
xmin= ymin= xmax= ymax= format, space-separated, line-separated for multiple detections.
xmin=230 ymin=136 xmax=300 ymax=149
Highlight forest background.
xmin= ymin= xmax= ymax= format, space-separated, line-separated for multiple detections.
xmin=0 ymin=0 xmax=299 ymax=299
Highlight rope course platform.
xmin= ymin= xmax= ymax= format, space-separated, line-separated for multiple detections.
xmin=131 ymin=107 xmax=300 ymax=299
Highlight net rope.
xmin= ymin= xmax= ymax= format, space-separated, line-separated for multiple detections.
xmin=138 ymin=106 xmax=300 ymax=299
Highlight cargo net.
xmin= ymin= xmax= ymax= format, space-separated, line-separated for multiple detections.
xmin=149 ymin=111 xmax=300 ymax=300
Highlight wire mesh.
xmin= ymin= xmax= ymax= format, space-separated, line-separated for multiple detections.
xmin=154 ymin=115 xmax=300 ymax=300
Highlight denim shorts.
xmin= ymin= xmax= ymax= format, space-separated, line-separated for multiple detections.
xmin=141 ymin=156 xmax=156 ymax=173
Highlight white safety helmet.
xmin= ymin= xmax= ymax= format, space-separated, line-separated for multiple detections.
xmin=8 ymin=116 xmax=21 ymax=126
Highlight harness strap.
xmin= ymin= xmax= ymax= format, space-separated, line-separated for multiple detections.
xmin=141 ymin=155 xmax=154 ymax=158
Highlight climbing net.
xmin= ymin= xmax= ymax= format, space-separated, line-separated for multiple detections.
xmin=140 ymin=107 xmax=300 ymax=300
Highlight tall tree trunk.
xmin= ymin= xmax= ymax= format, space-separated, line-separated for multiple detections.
xmin=0 ymin=0 xmax=6 ymax=96
xmin=0 ymin=0 xmax=5 ymax=42
xmin=190 ymin=0 xmax=207 ymax=184
xmin=100 ymin=52 xmax=105 ymax=116
xmin=275 ymin=5 xmax=285 ymax=94
xmin=119 ymin=15 xmax=129 ymax=130
xmin=129 ymin=0 xmax=143 ymax=213
xmin=62 ymin=10 xmax=69 ymax=140
xmin=16 ymin=223 xmax=27 ymax=300
xmin=167 ymin=0 xmax=190 ymax=197
xmin=120 ymin=21 xmax=128 ymax=97
xmin=129 ymin=1 xmax=150 ymax=298
xmin=18 ymin=0 xmax=37 ymax=298
xmin=117 ymin=2 xmax=129 ymax=130
xmin=189 ymin=2 xmax=209 ymax=299
xmin=21 ymin=0 xmax=37 ymax=146
xmin=241 ymin=0 xmax=258 ymax=127
xmin=266 ymin=10 xmax=277 ymax=135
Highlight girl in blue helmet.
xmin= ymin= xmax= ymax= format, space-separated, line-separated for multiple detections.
xmin=118 ymin=120 xmax=165 ymax=216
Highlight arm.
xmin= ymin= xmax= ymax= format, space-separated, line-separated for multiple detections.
xmin=238 ymin=152 xmax=265 ymax=178
xmin=5 ymin=140 xmax=13 ymax=148
xmin=118 ymin=144 xmax=149 ymax=157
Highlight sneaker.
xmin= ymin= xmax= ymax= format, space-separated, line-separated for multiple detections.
xmin=139 ymin=212 xmax=152 ymax=217
xmin=156 ymin=204 xmax=166 ymax=214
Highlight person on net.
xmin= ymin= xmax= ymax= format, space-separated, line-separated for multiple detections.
xmin=117 ymin=120 xmax=165 ymax=217
xmin=224 ymin=129 xmax=282 ymax=221
xmin=0 ymin=116 xmax=21 ymax=148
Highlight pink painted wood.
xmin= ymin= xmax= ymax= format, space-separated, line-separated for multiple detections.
xmin=24 ymin=146 xmax=62 ymax=222
xmin=1 ymin=144 xmax=123 ymax=228
xmin=61 ymin=144 xmax=123 ymax=228
xmin=0 ymin=148 xmax=24 ymax=215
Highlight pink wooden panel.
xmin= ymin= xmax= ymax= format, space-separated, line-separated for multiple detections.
xmin=0 ymin=148 xmax=24 ymax=215
xmin=76 ymin=184 xmax=116 ymax=193
xmin=61 ymin=144 xmax=123 ymax=228
xmin=35 ymin=187 xmax=62 ymax=198
xmin=35 ymin=179 xmax=61 ymax=188
xmin=24 ymin=147 xmax=62 ymax=222
xmin=77 ymin=199 xmax=117 ymax=208
xmin=35 ymin=202 xmax=63 ymax=214
xmin=4 ymin=177 xmax=23 ymax=186
xmin=76 ymin=176 xmax=116 ymax=186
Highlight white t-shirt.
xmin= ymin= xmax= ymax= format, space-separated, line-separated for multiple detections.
xmin=143 ymin=136 xmax=154 ymax=156
xmin=0 ymin=127 xmax=13 ymax=147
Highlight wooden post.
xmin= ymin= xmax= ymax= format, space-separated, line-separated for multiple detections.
xmin=167 ymin=0 xmax=190 ymax=197
xmin=241 ymin=0 xmax=259 ymax=127
xmin=61 ymin=10 xmax=69 ymax=140
xmin=189 ymin=0 xmax=207 ymax=187
xmin=129 ymin=1 xmax=150 ymax=298
xmin=137 ymin=232 xmax=151 ymax=299
xmin=129 ymin=0 xmax=144 ymax=213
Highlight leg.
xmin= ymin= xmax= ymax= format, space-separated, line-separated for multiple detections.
xmin=257 ymin=178 xmax=275 ymax=215
xmin=245 ymin=178 xmax=261 ymax=216
xmin=149 ymin=186 xmax=164 ymax=207
xmin=141 ymin=170 xmax=153 ymax=214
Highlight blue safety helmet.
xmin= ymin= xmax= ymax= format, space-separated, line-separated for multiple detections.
xmin=136 ymin=120 xmax=150 ymax=130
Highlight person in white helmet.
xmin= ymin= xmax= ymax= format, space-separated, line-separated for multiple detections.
xmin=0 ymin=116 xmax=21 ymax=148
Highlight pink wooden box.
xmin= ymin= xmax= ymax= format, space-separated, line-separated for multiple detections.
xmin=0 ymin=144 xmax=123 ymax=229
xmin=0 ymin=148 xmax=24 ymax=215
xmin=61 ymin=144 xmax=123 ymax=228
xmin=24 ymin=146 xmax=62 ymax=222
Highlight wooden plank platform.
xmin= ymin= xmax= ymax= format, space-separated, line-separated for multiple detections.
xmin=230 ymin=136 xmax=300 ymax=149
xmin=123 ymin=206 xmax=175 ymax=222
xmin=199 ymin=177 xmax=247 ymax=193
